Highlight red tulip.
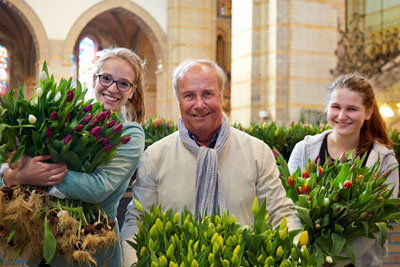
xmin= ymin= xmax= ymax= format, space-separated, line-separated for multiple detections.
xmin=83 ymin=104 xmax=93 ymax=113
xmin=288 ymin=176 xmax=294 ymax=187
xmin=302 ymin=169 xmax=309 ymax=178
xmin=318 ymin=166 xmax=323 ymax=176
xmin=75 ymin=124 xmax=84 ymax=132
xmin=297 ymin=186 xmax=302 ymax=194
xmin=343 ymin=180 xmax=352 ymax=189
xmin=303 ymin=183 xmax=309 ymax=194
xmin=50 ymin=111 xmax=58 ymax=120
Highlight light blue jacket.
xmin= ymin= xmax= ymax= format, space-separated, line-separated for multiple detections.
xmin=28 ymin=122 xmax=145 ymax=267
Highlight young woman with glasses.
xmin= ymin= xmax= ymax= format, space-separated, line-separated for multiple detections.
xmin=1 ymin=47 xmax=146 ymax=266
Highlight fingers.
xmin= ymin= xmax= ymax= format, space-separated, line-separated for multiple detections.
xmin=33 ymin=155 xmax=52 ymax=162
xmin=48 ymin=169 xmax=68 ymax=186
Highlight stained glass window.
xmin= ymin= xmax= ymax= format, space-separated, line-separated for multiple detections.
xmin=219 ymin=0 xmax=232 ymax=18
xmin=0 ymin=45 xmax=9 ymax=96
xmin=78 ymin=37 xmax=97 ymax=93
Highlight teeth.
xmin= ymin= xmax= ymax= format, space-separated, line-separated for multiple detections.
xmin=194 ymin=114 xmax=206 ymax=117
xmin=104 ymin=95 xmax=117 ymax=101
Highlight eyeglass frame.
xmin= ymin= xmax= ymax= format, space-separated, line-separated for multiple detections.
xmin=95 ymin=73 xmax=135 ymax=92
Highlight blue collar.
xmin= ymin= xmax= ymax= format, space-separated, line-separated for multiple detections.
xmin=188 ymin=127 xmax=221 ymax=148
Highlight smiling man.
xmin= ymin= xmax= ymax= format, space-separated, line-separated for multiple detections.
xmin=120 ymin=59 xmax=301 ymax=267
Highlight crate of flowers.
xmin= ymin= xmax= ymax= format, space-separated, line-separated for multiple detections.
xmin=129 ymin=198 xmax=315 ymax=267
xmin=275 ymin=151 xmax=400 ymax=266
xmin=0 ymin=62 xmax=130 ymax=265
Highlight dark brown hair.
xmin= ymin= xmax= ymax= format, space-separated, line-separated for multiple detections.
xmin=328 ymin=73 xmax=391 ymax=155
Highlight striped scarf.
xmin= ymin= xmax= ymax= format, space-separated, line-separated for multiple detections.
xmin=178 ymin=113 xmax=231 ymax=217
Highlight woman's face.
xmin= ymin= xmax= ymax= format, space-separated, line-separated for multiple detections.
xmin=327 ymin=87 xmax=373 ymax=138
xmin=93 ymin=57 xmax=136 ymax=111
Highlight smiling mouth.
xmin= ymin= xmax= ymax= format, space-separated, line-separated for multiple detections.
xmin=193 ymin=113 xmax=210 ymax=118
xmin=103 ymin=94 xmax=118 ymax=102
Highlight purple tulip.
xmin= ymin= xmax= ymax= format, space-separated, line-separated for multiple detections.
xmin=105 ymin=110 xmax=111 ymax=119
xmin=50 ymin=111 xmax=58 ymax=121
xmin=106 ymin=120 xmax=117 ymax=128
xmin=66 ymin=113 xmax=71 ymax=122
xmin=166 ymin=121 xmax=171 ymax=130
xmin=97 ymin=112 xmax=107 ymax=122
xmin=83 ymin=104 xmax=93 ymax=113
xmin=314 ymin=155 xmax=320 ymax=164
xmin=90 ymin=126 xmax=102 ymax=136
xmin=46 ymin=128 xmax=53 ymax=138
xmin=101 ymin=137 xmax=110 ymax=145
xmin=112 ymin=124 xmax=123 ymax=133
xmin=96 ymin=134 xmax=102 ymax=140
xmin=121 ymin=136 xmax=131 ymax=144
xmin=83 ymin=114 xmax=93 ymax=124
xmin=67 ymin=90 xmax=74 ymax=102
xmin=75 ymin=124 xmax=84 ymax=132
xmin=271 ymin=149 xmax=279 ymax=159
xmin=64 ymin=134 xmax=72 ymax=145
xmin=104 ymin=143 xmax=113 ymax=152
xmin=91 ymin=119 xmax=99 ymax=127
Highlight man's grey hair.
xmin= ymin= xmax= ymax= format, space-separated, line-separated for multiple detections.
xmin=172 ymin=59 xmax=227 ymax=102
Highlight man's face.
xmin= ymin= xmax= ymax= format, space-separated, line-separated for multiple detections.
xmin=177 ymin=64 xmax=223 ymax=145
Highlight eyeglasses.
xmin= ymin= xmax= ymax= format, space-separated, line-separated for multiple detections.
xmin=96 ymin=74 xmax=135 ymax=92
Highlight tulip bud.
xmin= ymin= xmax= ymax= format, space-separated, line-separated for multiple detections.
xmin=326 ymin=256 xmax=333 ymax=264
xmin=343 ymin=180 xmax=352 ymax=189
xmin=36 ymin=87 xmax=43 ymax=97
xmin=39 ymin=71 xmax=47 ymax=81
xmin=91 ymin=118 xmax=99 ymax=127
xmin=272 ymin=149 xmax=279 ymax=159
xmin=54 ymin=92 xmax=61 ymax=102
xmin=67 ymin=90 xmax=74 ymax=102
xmin=298 ymin=231 xmax=308 ymax=246
xmin=65 ymin=113 xmax=71 ymax=122
xmin=279 ymin=227 xmax=287 ymax=241
xmin=107 ymin=120 xmax=117 ymax=128
xmin=83 ymin=104 xmax=93 ymax=113
xmin=303 ymin=183 xmax=309 ymax=194
xmin=46 ymin=128 xmax=53 ymax=138
xmin=90 ymin=126 xmax=102 ymax=136
xmin=280 ymin=216 xmax=287 ymax=230
xmin=302 ymin=246 xmax=309 ymax=259
xmin=318 ymin=166 xmax=323 ymax=176
xmin=75 ymin=99 xmax=82 ymax=107
xmin=105 ymin=110 xmax=111 ymax=119
xmin=324 ymin=197 xmax=330 ymax=207
xmin=302 ymin=169 xmax=309 ymax=178
xmin=276 ymin=246 xmax=284 ymax=258
xmin=297 ymin=186 xmax=302 ymax=194
xmin=113 ymin=124 xmax=123 ymax=133
xmin=120 ymin=136 xmax=131 ymax=144
xmin=50 ymin=111 xmax=58 ymax=121
xmin=159 ymin=256 xmax=168 ymax=267
xmin=151 ymin=261 xmax=158 ymax=267
xmin=28 ymin=114 xmax=37 ymax=124
xmin=251 ymin=197 xmax=259 ymax=215
xmin=64 ymin=134 xmax=72 ymax=145
xmin=75 ymin=124 xmax=84 ymax=132
xmin=134 ymin=199 xmax=143 ymax=212
xmin=96 ymin=111 xmax=107 ymax=121
xmin=291 ymin=247 xmax=299 ymax=260
xmin=288 ymin=176 xmax=294 ymax=187
xmin=166 ymin=120 xmax=171 ymax=130
xmin=140 ymin=246 xmax=146 ymax=258
xmin=173 ymin=212 xmax=180 ymax=224
xmin=383 ymin=169 xmax=392 ymax=178
xmin=104 ymin=144 xmax=113 ymax=152
xmin=101 ymin=137 xmax=110 ymax=145
xmin=222 ymin=259 xmax=229 ymax=267
xmin=314 ymin=155 xmax=320 ymax=164
xmin=83 ymin=114 xmax=93 ymax=124
xmin=208 ymin=253 xmax=214 ymax=264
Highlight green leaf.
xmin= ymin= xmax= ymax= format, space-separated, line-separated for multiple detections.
xmin=43 ymin=216 xmax=57 ymax=264
xmin=10 ymin=145 xmax=25 ymax=165
xmin=47 ymin=144 xmax=61 ymax=163
xmin=61 ymin=151 xmax=81 ymax=171
xmin=376 ymin=222 xmax=387 ymax=247
xmin=32 ymin=131 xmax=43 ymax=149
xmin=295 ymin=206 xmax=313 ymax=227
xmin=331 ymin=232 xmax=346 ymax=255
xmin=7 ymin=223 xmax=17 ymax=244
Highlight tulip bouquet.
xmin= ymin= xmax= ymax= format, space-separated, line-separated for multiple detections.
xmin=0 ymin=62 xmax=130 ymax=265
xmin=128 ymin=198 xmax=315 ymax=267
xmin=143 ymin=117 xmax=177 ymax=149
xmin=275 ymin=151 xmax=400 ymax=266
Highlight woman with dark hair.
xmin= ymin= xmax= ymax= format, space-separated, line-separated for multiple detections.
xmin=288 ymin=73 xmax=399 ymax=266
xmin=1 ymin=47 xmax=146 ymax=266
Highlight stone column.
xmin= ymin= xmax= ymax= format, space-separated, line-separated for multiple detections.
xmin=161 ymin=0 xmax=217 ymax=120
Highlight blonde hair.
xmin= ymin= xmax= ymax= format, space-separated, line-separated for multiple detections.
xmin=95 ymin=47 xmax=145 ymax=123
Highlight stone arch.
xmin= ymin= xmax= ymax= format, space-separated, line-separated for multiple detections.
xmin=6 ymin=0 xmax=50 ymax=64
xmin=62 ymin=0 xmax=166 ymax=68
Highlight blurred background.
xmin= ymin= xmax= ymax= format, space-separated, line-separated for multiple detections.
xmin=2 ymin=0 xmax=400 ymax=128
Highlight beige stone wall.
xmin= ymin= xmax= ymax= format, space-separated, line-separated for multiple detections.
xmin=231 ymin=0 xmax=345 ymax=126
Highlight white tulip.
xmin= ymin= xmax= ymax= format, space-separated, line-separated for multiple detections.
xmin=39 ymin=71 xmax=47 ymax=81
xmin=28 ymin=114 xmax=37 ymax=124
xmin=54 ymin=92 xmax=61 ymax=102
xmin=46 ymin=90 xmax=52 ymax=99
xmin=75 ymin=99 xmax=82 ymax=107
xmin=326 ymin=256 xmax=333 ymax=263
xmin=36 ymin=87 xmax=43 ymax=97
